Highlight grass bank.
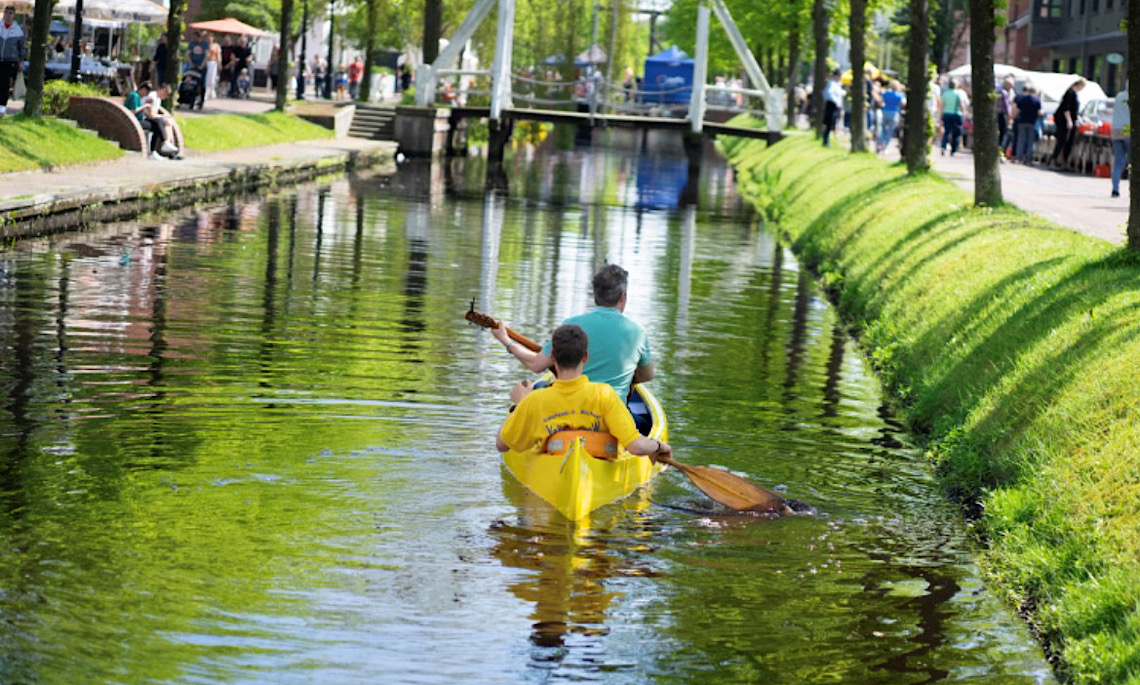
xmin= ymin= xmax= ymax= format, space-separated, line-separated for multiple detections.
xmin=722 ymin=132 xmax=1140 ymax=684
xmin=0 ymin=115 xmax=123 ymax=173
xmin=177 ymin=111 xmax=333 ymax=152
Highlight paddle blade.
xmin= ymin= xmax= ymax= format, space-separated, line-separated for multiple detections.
xmin=661 ymin=457 xmax=788 ymax=513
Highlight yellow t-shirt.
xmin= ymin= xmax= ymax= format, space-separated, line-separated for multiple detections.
xmin=499 ymin=375 xmax=641 ymax=454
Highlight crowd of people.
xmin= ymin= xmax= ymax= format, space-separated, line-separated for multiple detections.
xmin=810 ymin=65 xmax=1128 ymax=197
xmin=159 ymin=30 xmax=254 ymax=108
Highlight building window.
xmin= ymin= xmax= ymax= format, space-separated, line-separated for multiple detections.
xmin=1088 ymin=55 xmax=1099 ymax=81
xmin=1092 ymin=0 xmax=1098 ymax=10
xmin=1039 ymin=0 xmax=1064 ymax=16
xmin=1053 ymin=58 xmax=1063 ymax=72
xmin=1071 ymin=57 xmax=1082 ymax=74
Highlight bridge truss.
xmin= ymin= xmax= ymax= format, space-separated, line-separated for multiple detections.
xmin=413 ymin=0 xmax=783 ymax=136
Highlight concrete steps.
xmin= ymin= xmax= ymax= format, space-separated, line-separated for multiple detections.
xmin=349 ymin=104 xmax=396 ymax=141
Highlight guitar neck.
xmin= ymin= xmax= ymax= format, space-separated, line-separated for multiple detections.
xmin=467 ymin=308 xmax=543 ymax=352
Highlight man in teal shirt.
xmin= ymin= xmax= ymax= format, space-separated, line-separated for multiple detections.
xmin=493 ymin=264 xmax=654 ymax=402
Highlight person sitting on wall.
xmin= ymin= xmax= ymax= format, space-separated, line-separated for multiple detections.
xmin=125 ymin=81 xmax=178 ymax=159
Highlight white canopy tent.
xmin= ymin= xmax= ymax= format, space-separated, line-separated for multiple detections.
xmin=947 ymin=63 xmax=1028 ymax=82
xmin=1020 ymin=70 xmax=1109 ymax=106
xmin=945 ymin=64 xmax=1107 ymax=106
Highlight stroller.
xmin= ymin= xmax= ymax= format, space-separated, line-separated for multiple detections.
xmin=232 ymin=68 xmax=251 ymax=99
xmin=177 ymin=69 xmax=204 ymax=109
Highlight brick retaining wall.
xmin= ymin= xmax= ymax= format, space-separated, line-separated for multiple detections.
xmin=67 ymin=96 xmax=185 ymax=153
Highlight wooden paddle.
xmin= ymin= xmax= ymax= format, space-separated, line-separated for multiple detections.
xmin=653 ymin=455 xmax=790 ymax=514
xmin=466 ymin=302 xmax=790 ymax=514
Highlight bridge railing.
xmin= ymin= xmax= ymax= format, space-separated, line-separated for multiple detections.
xmin=422 ymin=69 xmax=774 ymax=128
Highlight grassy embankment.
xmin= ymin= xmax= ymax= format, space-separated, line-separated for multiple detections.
xmin=0 ymin=111 xmax=333 ymax=175
xmin=722 ymin=132 xmax=1140 ymax=684
xmin=0 ymin=115 xmax=123 ymax=173
xmin=176 ymin=111 xmax=333 ymax=152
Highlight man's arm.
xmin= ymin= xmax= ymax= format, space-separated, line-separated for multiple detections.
xmin=492 ymin=321 xmax=553 ymax=373
xmin=632 ymin=362 xmax=654 ymax=384
xmin=626 ymin=435 xmax=670 ymax=461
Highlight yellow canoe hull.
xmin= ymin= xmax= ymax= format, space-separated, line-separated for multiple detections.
xmin=502 ymin=382 xmax=668 ymax=521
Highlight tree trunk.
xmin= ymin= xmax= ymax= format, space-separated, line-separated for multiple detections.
xmin=849 ymin=0 xmax=867 ymax=152
xmin=164 ymin=0 xmax=187 ymax=109
xmin=423 ymin=0 xmax=442 ymax=65
xmin=904 ymin=0 xmax=930 ymax=174
xmin=969 ymin=0 xmax=1002 ymax=206
xmin=810 ymin=0 xmax=828 ymax=136
xmin=786 ymin=25 xmax=802 ymax=129
xmin=1129 ymin=0 xmax=1140 ymax=248
xmin=276 ymin=0 xmax=293 ymax=111
xmin=23 ymin=0 xmax=53 ymax=116
xmin=360 ymin=0 xmax=378 ymax=101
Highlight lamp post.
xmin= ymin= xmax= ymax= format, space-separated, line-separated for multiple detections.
xmin=69 ymin=0 xmax=84 ymax=83
xmin=324 ymin=1 xmax=336 ymax=99
xmin=296 ymin=0 xmax=309 ymax=99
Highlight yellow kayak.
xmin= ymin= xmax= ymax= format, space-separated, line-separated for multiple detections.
xmin=501 ymin=382 xmax=668 ymax=521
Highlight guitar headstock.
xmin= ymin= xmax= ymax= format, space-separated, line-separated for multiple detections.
xmin=465 ymin=300 xmax=498 ymax=330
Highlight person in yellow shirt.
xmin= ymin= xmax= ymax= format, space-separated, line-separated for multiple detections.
xmin=496 ymin=324 xmax=670 ymax=460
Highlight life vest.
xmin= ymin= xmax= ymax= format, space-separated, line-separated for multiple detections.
xmin=544 ymin=430 xmax=619 ymax=460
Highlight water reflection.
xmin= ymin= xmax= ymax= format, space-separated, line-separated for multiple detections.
xmin=0 ymin=145 xmax=1057 ymax=684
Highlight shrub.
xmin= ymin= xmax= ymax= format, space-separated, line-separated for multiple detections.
xmin=42 ymin=80 xmax=104 ymax=117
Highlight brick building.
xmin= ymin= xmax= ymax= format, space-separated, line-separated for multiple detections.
xmin=997 ymin=0 xmax=1127 ymax=95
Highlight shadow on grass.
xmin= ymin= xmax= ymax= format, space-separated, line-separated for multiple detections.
xmin=913 ymin=250 xmax=1140 ymax=492
xmin=1 ymin=117 xmax=62 ymax=170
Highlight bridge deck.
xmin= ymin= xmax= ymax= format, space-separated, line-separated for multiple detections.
xmin=447 ymin=106 xmax=779 ymax=141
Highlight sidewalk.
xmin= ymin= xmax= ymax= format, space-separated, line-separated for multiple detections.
xmin=878 ymin=139 xmax=1128 ymax=245
xmin=0 ymin=136 xmax=396 ymax=236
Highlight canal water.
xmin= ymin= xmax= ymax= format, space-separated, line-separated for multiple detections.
xmin=0 ymin=135 xmax=1054 ymax=684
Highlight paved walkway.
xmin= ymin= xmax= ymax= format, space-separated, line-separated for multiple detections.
xmin=0 ymin=137 xmax=394 ymax=217
xmin=1 ymin=93 xmax=395 ymax=231
xmin=877 ymin=139 xmax=1128 ymax=244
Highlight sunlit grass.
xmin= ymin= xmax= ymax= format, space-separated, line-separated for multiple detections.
xmin=724 ymin=131 xmax=1140 ymax=685
xmin=176 ymin=111 xmax=334 ymax=152
xmin=0 ymin=115 xmax=123 ymax=172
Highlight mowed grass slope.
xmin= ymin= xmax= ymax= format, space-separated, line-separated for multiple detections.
xmin=177 ymin=111 xmax=333 ymax=152
xmin=722 ymin=132 xmax=1140 ymax=685
xmin=0 ymin=115 xmax=123 ymax=173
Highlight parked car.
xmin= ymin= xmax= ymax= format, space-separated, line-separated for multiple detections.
xmin=1077 ymin=97 xmax=1114 ymax=135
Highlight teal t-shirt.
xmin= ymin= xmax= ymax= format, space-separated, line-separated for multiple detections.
xmin=124 ymin=91 xmax=144 ymax=121
xmin=542 ymin=306 xmax=652 ymax=400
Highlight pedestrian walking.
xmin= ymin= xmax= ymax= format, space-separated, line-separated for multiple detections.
xmin=1012 ymin=85 xmax=1042 ymax=165
xmin=822 ymin=68 xmax=844 ymax=148
xmin=940 ymin=78 xmax=970 ymax=156
xmin=347 ymin=55 xmax=363 ymax=100
xmin=0 ymin=5 xmax=24 ymax=117
xmin=877 ymin=81 xmax=904 ymax=154
xmin=997 ymin=76 xmax=1016 ymax=157
xmin=1111 ymin=88 xmax=1130 ymax=198
xmin=1050 ymin=78 xmax=1085 ymax=170
xmin=205 ymin=35 xmax=220 ymax=100
xmin=153 ymin=34 xmax=167 ymax=86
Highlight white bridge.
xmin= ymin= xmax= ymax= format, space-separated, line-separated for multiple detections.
xmin=406 ymin=0 xmax=784 ymax=157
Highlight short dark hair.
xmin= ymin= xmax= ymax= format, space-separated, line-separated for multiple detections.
xmin=551 ymin=324 xmax=588 ymax=369
xmin=592 ymin=264 xmax=628 ymax=307
xmin=138 ymin=81 xmax=153 ymax=91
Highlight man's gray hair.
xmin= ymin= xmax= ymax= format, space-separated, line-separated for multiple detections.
xmin=592 ymin=264 xmax=628 ymax=307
